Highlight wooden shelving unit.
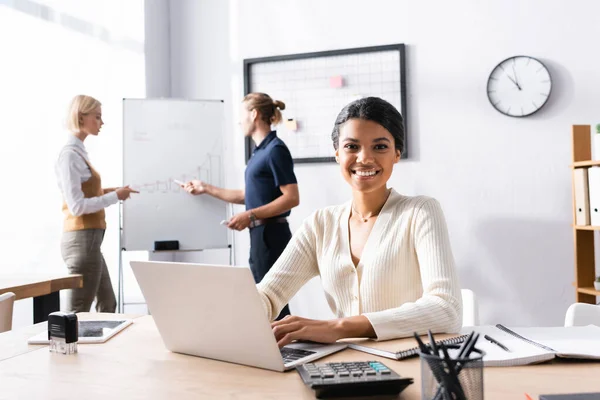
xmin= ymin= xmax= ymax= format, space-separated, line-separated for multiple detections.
xmin=574 ymin=225 xmax=600 ymax=231
xmin=573 ymin=160 xmax=600 ymax=168
xmin=571 ymin=125 xmax=598 ymax=304
xmin=578 ymin=287 xmax=600 ymax=297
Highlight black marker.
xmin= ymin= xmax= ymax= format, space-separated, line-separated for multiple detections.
xmin=484 ymin=334 xmax=511 ymax=352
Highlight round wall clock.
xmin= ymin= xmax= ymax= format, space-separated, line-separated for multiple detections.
xmin=487 ymin=56 xmax=552 ymax=117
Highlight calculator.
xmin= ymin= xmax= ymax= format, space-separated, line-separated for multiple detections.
xmin=296 ymin=361 xmax=414 ymax=398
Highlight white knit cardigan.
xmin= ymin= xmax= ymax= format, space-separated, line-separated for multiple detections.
xmin=257 ymin=189 xmax=462 ymax=340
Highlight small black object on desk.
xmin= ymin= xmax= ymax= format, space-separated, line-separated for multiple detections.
xmin=296 ymin=361 xmax=413 ymax=398
xmin=154 ymin=240 xmax=179 ymax=251
xmin=48 ymin=311 xmax=78 ymax=355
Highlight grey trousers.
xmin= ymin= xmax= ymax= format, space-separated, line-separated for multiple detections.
xmin=60 ymin=229 xmax=116 ymax=313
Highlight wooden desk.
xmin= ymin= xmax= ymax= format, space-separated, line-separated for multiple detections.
xmin=0 ymin=315 xmax=599 ymax=399
xmin=0 ymin=274 xmax=83 ymax=323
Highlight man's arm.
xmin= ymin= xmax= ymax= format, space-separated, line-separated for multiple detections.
xmin=206 ymin=184 xmax=245 ymax=205
xmin=226 ymin=184 xmax=299 ymax=231
xmin=251 ymin=183 xmax=299 ymax=219
xmin=184 ymin=180 xmax=244 ymax=205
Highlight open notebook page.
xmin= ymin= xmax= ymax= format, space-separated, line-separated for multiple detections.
xmin=507 ymin=325 xmax=600 ymax=360
xmin=461 ymin=326 xmax=555 ymax=367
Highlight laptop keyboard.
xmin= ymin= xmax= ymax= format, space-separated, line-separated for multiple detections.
xmin=280 ymin=347 xmax=316 ymax=364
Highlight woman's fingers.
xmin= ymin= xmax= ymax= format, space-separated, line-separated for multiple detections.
xmin=272 ymin=321 xmax=302 ymax=341
xmin=271 ymin=315 xmax=295 ymax=328
xmin=278 ymin=330 xmax=302 ymax=348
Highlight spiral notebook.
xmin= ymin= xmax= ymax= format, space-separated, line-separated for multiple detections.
xmin=347 ymin=334 xmax=469 ymax=360
xmin=465 ymin=324 xmax=600 ymax=367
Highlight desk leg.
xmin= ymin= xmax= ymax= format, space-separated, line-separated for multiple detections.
xmin=33 ymin=292 xmax=60 ymax=323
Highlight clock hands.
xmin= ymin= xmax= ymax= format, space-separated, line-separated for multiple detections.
xmin=511 ymin=62 xmax=522 ymax=91
xmin=506 ymin=70 xmax=522 ymax=90
xmin=499 ymin=63 xmax=522 ymax=90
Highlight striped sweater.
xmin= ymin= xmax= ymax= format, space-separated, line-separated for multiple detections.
xmin=257 ymin=189 xmax=462 ymax=341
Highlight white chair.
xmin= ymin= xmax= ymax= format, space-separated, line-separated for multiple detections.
xmin=461 ymin=289 xmax=479 ymax=327
xmin=0 ymin=292 xmax=16 ymax=333
xmin=564 ymin=303 xmax=600 ymax=327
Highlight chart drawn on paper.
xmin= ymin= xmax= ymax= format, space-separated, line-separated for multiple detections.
xmin=129 ymin=154 xmax=222 ymax=194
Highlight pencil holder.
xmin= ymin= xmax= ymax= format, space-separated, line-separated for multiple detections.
xmin=420 ymin=345 xmax=484 ymax=400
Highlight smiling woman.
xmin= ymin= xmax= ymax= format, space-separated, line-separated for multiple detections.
xmin=256 ymin=97 xmax=462 ymax=347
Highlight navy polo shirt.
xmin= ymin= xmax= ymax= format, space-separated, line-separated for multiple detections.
xmin=245 ymin=131 xmax=297 ymax=217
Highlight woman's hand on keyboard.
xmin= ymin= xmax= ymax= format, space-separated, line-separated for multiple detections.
xmin=271 ymin=316 xmax=340 ymax=348
xmin=271 ymin=315 xmax=377 ymax=348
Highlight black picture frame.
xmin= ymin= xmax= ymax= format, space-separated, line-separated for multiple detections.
xmin=243 ymin=44 xmax=408 ymax=164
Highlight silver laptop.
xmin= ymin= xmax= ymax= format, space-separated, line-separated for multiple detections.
xmin=130 ymin=261 xmax=347 ymax=372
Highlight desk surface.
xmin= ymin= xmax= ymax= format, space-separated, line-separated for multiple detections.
xmin=0 ymin=274 xmax=83 ymax=300
xmin=1 ymin=315 xmax=599 ymax=399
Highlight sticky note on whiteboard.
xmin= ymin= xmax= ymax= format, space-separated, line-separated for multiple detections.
xmin=329 ymin=75 xmax=344 ymax=88
xmin=284 ymin=118 xmax=298 ymax=131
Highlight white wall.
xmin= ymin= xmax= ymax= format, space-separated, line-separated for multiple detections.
xmin=151 ymin=0 xmax=600 ymax=326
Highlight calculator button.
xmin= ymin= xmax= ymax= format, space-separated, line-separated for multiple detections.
xmin=338 ymin=372 xmax=350 ymax=377
xmin=381 ymin=370 xmax=391 ymax=375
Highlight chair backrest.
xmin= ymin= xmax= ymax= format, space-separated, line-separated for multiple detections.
xmin=461 ymin=289 xmax=480 ymax=327
xmin=0 ymin=292 xmax=16 ymax=333
xmin=564 ymin=303 xmax=600 ymax=327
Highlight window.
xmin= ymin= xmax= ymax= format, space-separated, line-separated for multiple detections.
xmin=0 ymin=0 xmax=145 ymax=325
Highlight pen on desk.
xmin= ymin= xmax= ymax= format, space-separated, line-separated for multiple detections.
xmin=524 ymin=393 xmax=533 ymax=400
xmin=484 ymin=334 xmax=511 ymax=352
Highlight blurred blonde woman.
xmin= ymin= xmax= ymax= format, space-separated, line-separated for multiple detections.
xmin=55 ymin=95 xmax=138 ymax=313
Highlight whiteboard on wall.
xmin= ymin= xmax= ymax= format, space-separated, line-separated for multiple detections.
xmin=122 ymin=99 xmax=228 ymax=251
